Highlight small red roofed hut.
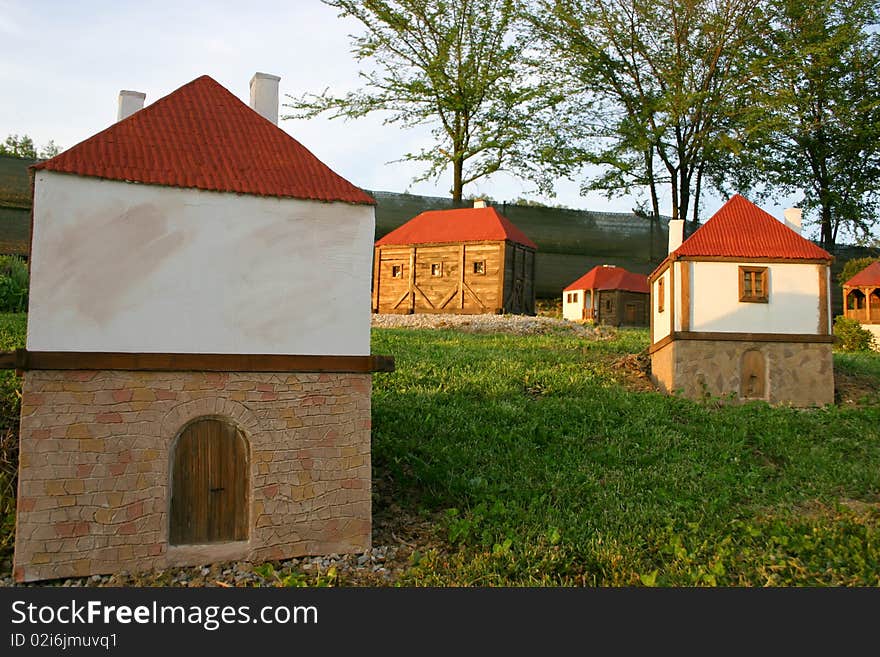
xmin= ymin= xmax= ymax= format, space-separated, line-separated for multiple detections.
xmin=562 ymin=265 xmax=649 ymax=326
xmin=373 ymin=200 xmax=537 ymax=315
xmin=648 ymin=195 xmax=834 ymax=407
xmin=842 ymin=260 xmax=880 ymax=349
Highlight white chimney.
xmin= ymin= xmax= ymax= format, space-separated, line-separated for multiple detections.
xmin=784 ymin=207 xmax=803 ymax=235
xmin=117 ymin=90 xmax=146 ymax=122
xmin=249 ymin=72 xmax=281 ymax=125
xmin=668 ymin=219 xmax=685 ymax=254
xmin=473 ymin=199 xmax=487 ymax=209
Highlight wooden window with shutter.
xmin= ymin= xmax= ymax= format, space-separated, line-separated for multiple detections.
xmin=739 ymin=266 xmax=768 ymax=303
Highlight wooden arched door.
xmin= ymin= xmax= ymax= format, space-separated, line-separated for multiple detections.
xmin=170 ymin=418 xmax=249 ymax=545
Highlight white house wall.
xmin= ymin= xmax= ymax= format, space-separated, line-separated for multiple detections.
xmin=562 ymin=290 xmax=584 ymax=321
xmin=28 ymin=172 xmax=375 ymax=355
xmin=688 ymin=261 xmax=821 ymax=334
xmin=652 ymin=267 xmax=671 ymax=341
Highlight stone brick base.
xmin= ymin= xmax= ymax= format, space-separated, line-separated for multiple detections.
xmin=650 ymin=339 xmax=834 ymax=407
xmin=13 ymin=370 xmax=372 ymax=583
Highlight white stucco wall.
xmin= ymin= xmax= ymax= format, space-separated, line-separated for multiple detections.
xmin=562 ymin=290 xmax=584 ymax=321
xmin=28 ymin=172 xmax=375 ymax=355
xmin=652 ymin=267 xmax=671 ymax=342
xmin=863 ymin=324 xmax=880 ymax=351
xmin=688 ymin=261 xmax=822 ymax=334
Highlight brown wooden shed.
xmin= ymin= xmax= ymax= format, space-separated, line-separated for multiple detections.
xmin=372 ymin=201 xmax=537 ymax=315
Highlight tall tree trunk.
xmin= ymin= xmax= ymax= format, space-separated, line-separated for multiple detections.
xmin=452 ymin=155 xmax=464 ymax=203
xmin=692 ymin=161 xmax=704 ymax=226
xmin=645 ymin=148 xmax=660 ymax=263
xmin=821 ymin=201 xmax=834 ymax=250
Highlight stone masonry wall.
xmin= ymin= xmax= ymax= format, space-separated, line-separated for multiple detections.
xmin=14 ymin=370 xmax=371 ymax=583
xmin=651 ymin=339 xmax=834 ymax=407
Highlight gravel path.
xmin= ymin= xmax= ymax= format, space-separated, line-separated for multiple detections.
xmin=372 ymin=312 xmax=615 ymax=338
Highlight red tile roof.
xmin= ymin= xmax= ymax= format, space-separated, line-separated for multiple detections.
xmin=673 ymin=194 xmax=831 ymax=260
xmin=843 ymin=261 xmax=880 ymax=287
xmin=33 ymin=75 xmax=375 ymax=205
xmin=564 ymin=265 xmax=649 ymax=294
xmin=375 ymin=206 xmax=537 ymax=249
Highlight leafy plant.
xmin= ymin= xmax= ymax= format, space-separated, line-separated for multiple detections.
xmin=834 ymin=315 xmax=876 ymax=352
xmin=0 ymin=257 xmax=28 ymax=313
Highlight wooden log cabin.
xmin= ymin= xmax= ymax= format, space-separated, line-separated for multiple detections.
xmin=372 ymin=200 xmax=537 ymax=315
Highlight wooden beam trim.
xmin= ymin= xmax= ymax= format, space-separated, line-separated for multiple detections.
xmin=6 ymin=350 xmax=395 ymax=373
xmin=648 ymin=334 xmax=674 ymax=354
xmin=680 ymin=261 xmax=690 ymax=332
xmin=818 ymin=264 xmax=829 ymax=335
xmin=672 ymin=332 xmax=835 ymax=344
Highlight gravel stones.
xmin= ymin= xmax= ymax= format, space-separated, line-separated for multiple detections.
xmin=372 ymin=312 xmax=614 ymax=338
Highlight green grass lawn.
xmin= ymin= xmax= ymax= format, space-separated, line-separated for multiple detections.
xmin=1 ymin=314 xmax=878 ymax=585
xmin=371 ymin=327 xmax=880 ymax=586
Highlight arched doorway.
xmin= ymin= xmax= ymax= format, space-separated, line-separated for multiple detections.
xmin=169 ymin=418 xmax=249 ymax=545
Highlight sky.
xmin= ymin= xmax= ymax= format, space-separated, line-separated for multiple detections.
xmin=0 ymin=0 xmax=816 ymax=232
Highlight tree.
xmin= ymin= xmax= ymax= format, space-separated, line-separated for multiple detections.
xmin=729 ymin=0 xmax=880 ymax=249
xmin=1 ymin=134 xmax=36 ymax=158
xmin=838 ymin=256 xmax=880 ymax=287
xmin=529 ymin=0 xmax=761 ymax=224
xmin=283 ymin=0 xmax=541 ymax=202
xmin=0 ymin=134 xmax=62 ymax=159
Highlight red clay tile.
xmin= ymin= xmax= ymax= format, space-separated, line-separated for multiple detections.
xmin=33 ymin=75 xmax=375 ymax=205
xmin=563 ymin=265 xmax=648 ymax=294
xmin=674 ymin=194 xmax=831 ymax=260
xmin=375 ymin=206 xmax=537 ymax=249
xmin=843 ymin=261 xmax=880 ymax=287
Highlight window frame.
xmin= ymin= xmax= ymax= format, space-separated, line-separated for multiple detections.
xmin=431 ymin=262 xmax=443 ymax=277
xmin=739 ymin=266 xmax=769 ymax=303
xmin=391 ymin=264 xmax=402 ymax=279
xmin=473 ymin=260 xmax=486 ymax=275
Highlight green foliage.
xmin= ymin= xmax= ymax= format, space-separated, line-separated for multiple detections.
xmin=834 ymin=315 xmax=877 ymax=352
xmin=0 ymin=134 xmax=61 ymax=159
xmin=253 ymin=561 xmax=338 ymax=587
xmin=0 ymin=314 xmax=25 ymax=560
xmin=838 ymin=257 xmax=880 ymax=287
xmin=529 ymin=0 xmax=761 ymax=223
xmin=372 ymin=326 xmax=880 ymax=586
xmin=728 ymin=0 xmax=880 ymax=248
xmin=284 ymin=0 xmax=544 ymax=201
xmin=0 ymin=257 xmax=29 ymax=313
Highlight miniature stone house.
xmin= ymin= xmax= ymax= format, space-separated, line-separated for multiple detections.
xmin=841 ymin=261 xmax=880 ymax=350
xmin=372 ymin=200 xmax=537 ymax=315
xmin=12 ymin=73 xmax=392 ymax=582
xmin=648 ymin=195 xmax=834 ymax=407
xmin=562 ymin=265 xmax=649 ymax=326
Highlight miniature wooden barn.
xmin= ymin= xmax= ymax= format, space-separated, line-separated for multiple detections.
xmin=842 ymin=261 xmax=880 ymax=349
xmin=649 ymin=195 xmax=834 ymax=407
xmin=372 ymin=201 xmax=537 ymax=315
xmin=11 ymin=73 xmax=393 ymax=583
xmin=562 ymin=265 xmax=649 ymax=326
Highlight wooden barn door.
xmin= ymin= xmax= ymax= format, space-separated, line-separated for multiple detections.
xmin=170 ymin=419 xmax=248 ymax=545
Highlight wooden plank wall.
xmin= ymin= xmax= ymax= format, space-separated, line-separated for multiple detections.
xmin=374 ymin=241 xmax=506 ymax=314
